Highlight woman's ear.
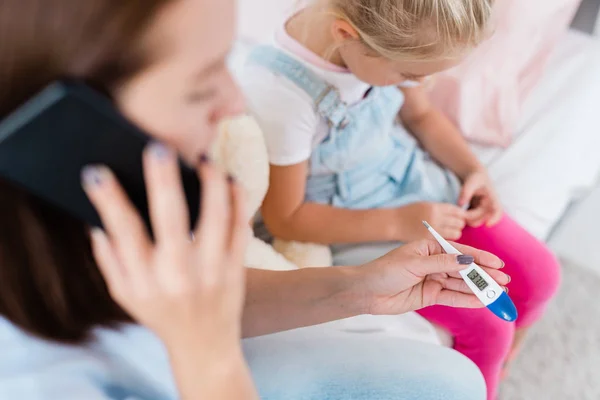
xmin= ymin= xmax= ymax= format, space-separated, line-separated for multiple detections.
xmin=331 ymin=19 xmax=359 ymax=43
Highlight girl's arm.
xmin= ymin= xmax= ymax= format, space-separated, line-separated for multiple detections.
xmin=399 ymin=86 xmax=484 ymax=180
xmin=263 ymin=159 xmax=467 ymax=243
xmin=262 ymin=161 xmax=412 ymax=244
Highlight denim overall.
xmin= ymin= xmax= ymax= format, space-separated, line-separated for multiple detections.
xmin=248 ymin=46 xmax=460 ymax=214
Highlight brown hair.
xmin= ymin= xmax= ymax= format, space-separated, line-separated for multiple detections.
xmin=0 ymin=0 xmax=171 ymax=344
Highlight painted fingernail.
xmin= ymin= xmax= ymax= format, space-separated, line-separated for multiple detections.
xmin=227 ymin=174 xmax=236 ymax=184
xmin=199 ymin=154 xmax=211 ymax=164
xmin=81 ymin=165 xmax=107 ymax=187
xmin=90 ymin=227 xmax=106 ymax=240
xmin=506 ymin=274 xmax=511 ymax=283
xmin=149 ymin=142 xmax=170 ymax=160
xmin=504 ymin=286 xmax=510 ymax=294
xmin=500 ymin=260 xmax=506 ymax=269
xmin=457 ymin=255 xmax=474 ymax=265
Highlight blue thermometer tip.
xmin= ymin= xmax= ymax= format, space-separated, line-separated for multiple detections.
xmin=487 ymin=292 xmax=518 ymax=322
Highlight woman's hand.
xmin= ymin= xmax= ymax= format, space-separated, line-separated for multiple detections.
xmin=394 ymin=202 xmax=466 ymax=241
xmin=360 ymin=239 xmax=509 ymax=315
xmin=82 ymin=143 xmax=248 ymax=352
xmin=84 ymin=143 xmax=258 ymax=399
xmin=459 ymin=169 xmax=503 ymax=228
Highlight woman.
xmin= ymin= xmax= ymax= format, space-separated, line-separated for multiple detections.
xmin=0 ymin=0 xmax=509 ymax=399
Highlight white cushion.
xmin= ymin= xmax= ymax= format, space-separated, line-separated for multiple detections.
xmin=473 ymin=30 xmax=600 ymax=240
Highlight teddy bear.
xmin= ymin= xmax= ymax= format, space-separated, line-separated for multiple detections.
xmin=212 ymin=115 xmax=332 ymax=271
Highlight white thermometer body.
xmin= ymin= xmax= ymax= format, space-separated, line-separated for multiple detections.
xmin=423 ymin=221 xmax=518 ymax=322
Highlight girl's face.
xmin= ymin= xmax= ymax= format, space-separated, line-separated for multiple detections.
xmin=115 ymin=0 xmax=244 ymax=165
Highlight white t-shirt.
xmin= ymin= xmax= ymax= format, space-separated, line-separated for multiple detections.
xmin=240 ymin=26 xmax=371 ymax=166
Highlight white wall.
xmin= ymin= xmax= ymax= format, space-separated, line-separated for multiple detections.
xmin=237 ymin=0 xmax=298 ymax=43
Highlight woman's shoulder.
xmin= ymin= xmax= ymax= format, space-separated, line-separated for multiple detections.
xmin=0 ymin=318 xmax=101 ymax=398
xmin=0 ymin=318 xmax=173 ymax=399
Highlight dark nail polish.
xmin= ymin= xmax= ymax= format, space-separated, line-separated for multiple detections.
xmin=227 ymin=174 xmax=236 ymax=184
xmin=504 ymin=286 xmax=510 ymax=294
xmin=199 ymin=154 xmax=211 ymax=164
xmin=506 ymin=274 xmax=511 ymax=283
xmin=457 ymin=255 xmax=474 ymax=265
xmin=149 ymin=142 xmax=170 ymax=160
xmin=81 ymin=166 xmax=104 ymax=187
xmin=500 ymin=261 xmax=506 ymax=269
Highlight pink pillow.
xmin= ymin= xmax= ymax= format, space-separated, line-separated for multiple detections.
xmin=428 ymin=0 xmax=582 ymax=147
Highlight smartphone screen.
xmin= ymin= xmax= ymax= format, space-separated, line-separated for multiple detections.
xmin=0 ymin=80 xmax=200 ymax=231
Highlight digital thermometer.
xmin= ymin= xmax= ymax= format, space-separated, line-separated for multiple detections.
xmin=422 ymin=221 xmax=518 ymax=322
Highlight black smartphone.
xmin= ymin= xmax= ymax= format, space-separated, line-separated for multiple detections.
xmin=0 ymin=80 xmax=201 ymax=231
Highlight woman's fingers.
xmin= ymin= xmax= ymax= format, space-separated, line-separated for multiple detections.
xmin=227 ymin=180 xmax=249 ymax=268
xmin=195 ymin=157 xmax=232 ymax=257
xmin=144 ymin=143 xmax=190 ymax=246
xmin=436 ymin=290 xmax=484 ymax=308
xmin=449 ymin=242 xmax=504 ymax=270
xmin=446 ymin=269 xmax=510 ymax=286
xmin=413 ymin=240 xmax=504 ymax=270
xmin=90 ymin=228 xmax=126 ymax=297
xmin=409 ymin=254 xmax=478 ymax=277
xmin=482 ymin=267 xmax=510 ymax=285
xmin=437 ymin=276 xmax=471 ymax=293
xmin=82 ymin=165 xmax=151 ymax=274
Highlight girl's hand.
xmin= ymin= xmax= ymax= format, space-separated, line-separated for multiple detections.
xmin=362 ymin=240 xmax=509 ymax=315
xmin=82 ymin=143 xmax=248 ymax=352
xmin=459 ymin=170 xmax=503 ymax=228
xmin=395 ymin=202 xmax=466 ymax=241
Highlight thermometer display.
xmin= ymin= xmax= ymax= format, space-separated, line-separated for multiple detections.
xmin=467 ymin=269 xmax=489 ymax=291
xmin=422 ymin=220 xmax=517 ymax=322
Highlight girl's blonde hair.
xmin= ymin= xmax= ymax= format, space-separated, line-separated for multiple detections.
xmin=324 ymin=0 xmax=494 ymax=60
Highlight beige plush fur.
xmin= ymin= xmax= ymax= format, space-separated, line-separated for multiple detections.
xmin=212 ymin=115 xmax=332 ymax=270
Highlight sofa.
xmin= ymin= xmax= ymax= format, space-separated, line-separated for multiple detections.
xmin=232 ymin=0 xmax=600 ymax=347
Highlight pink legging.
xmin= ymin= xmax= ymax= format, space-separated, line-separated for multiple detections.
xmin=417 ymin=214 xmax=561 ymax=400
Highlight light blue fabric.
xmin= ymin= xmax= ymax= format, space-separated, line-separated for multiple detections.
xmin=0 ymin=317 xmax=486 ymax=400
xmin=244 ymin=321 xmax=486 ymax=400
xmin=248 ymin=46 xmax=461 ymax=210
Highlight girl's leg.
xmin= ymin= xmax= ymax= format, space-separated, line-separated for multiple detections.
xmin=457 ymin=214 xmax=562 ymax=357
xmin=243 ymin=322 xmax=487 ymax=400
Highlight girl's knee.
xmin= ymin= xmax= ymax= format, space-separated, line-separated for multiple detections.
xmin=510 ymin=244 xmax=561 ymax=304
xmin=534 ymin=246 xmax=562 ymax=300
xmin=455 ymin=313 xmax=515 ymax=357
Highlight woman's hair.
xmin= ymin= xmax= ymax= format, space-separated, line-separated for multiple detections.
xmin=325 ymin=0 xmax=494 ymax=60
xmin=0 ymin=0 xmax=171 ymax=344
